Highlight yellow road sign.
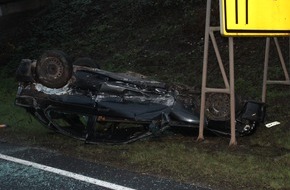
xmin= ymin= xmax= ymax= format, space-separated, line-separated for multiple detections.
xmin=220 ymin=0 xmax=290 ymax=36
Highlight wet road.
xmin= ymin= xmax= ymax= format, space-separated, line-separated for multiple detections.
xmin=0 ymin=142 xmax=211 ymax=190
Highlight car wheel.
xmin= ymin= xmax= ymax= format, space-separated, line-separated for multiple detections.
xmin=73 ymin=57 xmax=100 ymax=69
xmin=205 ymin=93 xmax=242 ymax=121
xmin=205 ymin=93 xmax=230 ymax=121
xmin=36 ymin=50 xmax=72 ymax=88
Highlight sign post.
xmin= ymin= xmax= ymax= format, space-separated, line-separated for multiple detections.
xmin=198 ymin=0 xmax=237 ymax=146
xmin=198 ymin=0 xmax=290 ymax=146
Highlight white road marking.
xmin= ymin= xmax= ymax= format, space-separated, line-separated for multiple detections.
xmin=0 ymin=153 xmax=135 ymax=190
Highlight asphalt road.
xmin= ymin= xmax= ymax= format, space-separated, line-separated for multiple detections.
xmin=0 ymin=142 xmax=211 ymax=190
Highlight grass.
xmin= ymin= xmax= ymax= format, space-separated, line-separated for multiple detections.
xmin=0 ymin=0 xmax=290 ymax=189
xmin=0 ymin=82 xmax=47 ymax=143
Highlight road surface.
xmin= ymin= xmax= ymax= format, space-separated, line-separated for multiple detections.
xmin=0 ymin=142 xmax=211 ymax=190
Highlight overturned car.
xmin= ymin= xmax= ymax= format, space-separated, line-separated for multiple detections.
xmin=15 ymin=50 xmax=266 ymax=144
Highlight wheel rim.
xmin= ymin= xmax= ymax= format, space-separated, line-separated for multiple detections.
xmin=205 ymin=93 xmax=230 ymax=120
xmin=35 ymin=50 xmax=72 ymax=88
xmin=43 ymin=57 xmax=64 ymax=80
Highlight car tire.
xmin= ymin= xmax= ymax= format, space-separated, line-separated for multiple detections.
xmin=73 ymin=57 xmax=100 ymax=69
xmin=36 ymin=50 xmax=72 ymax=88
xmin=205 ymin=93 xmax=242 ymax=121
xmin=205 ymin=93 xmax=230 ymax=121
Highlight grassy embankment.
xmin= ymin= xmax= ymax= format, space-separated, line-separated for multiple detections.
xmin=0 ymin=1 xmax=289 ymax=189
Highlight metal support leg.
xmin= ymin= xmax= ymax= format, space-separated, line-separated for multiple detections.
xmin=197 ymin=0 xmax=212 ymax=142
xmin=229 ymin=37 xmax=237 ymax=146
xmin=262 ymin=37 xmax=290 ymax=102
xmin=273 ymin=38 xmax=290 ymax=81
xmin=262 ymin=38 xmax=271 ymax=102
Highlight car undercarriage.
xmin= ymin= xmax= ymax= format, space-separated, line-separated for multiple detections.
xmin=15 ymin=50 xmax=266 ymax=144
